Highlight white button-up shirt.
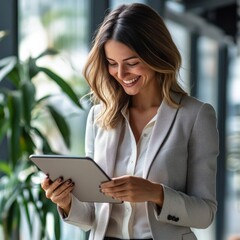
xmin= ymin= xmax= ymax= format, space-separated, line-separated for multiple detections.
xmin=105 ymin=107 xmax=157 ymax=239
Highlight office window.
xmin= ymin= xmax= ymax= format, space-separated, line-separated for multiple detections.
xmin=19 ymin=0 xmax=89 ymax=68
xmin=196 ymin=36 xmax=219 ymax=110
xmin=193 ymin=36 xmax=219 ymax=240
xmin=224 ymin=50 xmax=240 ymax=239
xmin=166 ymin=20 xmax=191 ymax=94
xmin=18 ymin=0 xmax=90 ymax=155
xmin=18 ymin=1 xmax=90 ymax=239
xmin=110 ymin=0 xmax=146 ymax=8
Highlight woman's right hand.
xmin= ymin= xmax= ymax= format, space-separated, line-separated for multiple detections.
xmin=41 ymin=175 xmax=75 ymax=216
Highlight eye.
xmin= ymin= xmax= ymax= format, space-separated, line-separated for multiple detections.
xmin=127 ymin=62 xmax=139 ymax=67
xmin=107 ymin=61 xmax=117 ymax=67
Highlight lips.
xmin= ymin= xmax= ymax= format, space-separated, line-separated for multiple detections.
xmin=122 ymin=76 xmax=140 ymax=85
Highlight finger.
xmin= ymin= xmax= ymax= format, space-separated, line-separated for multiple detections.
xmin=101 ymin=178 xmax=151 ymax=201
xmin=101 ymin=183 xmax=127 ymax=194
xmin=52 ymin=179 xmax=75 ymax=197
xmin=51 ymin=183 xmax=75 ymax=204
xmin=41 ymin=175 xmax=52 ymax=190
xmin=101 ymin=175 xmax=130 ymax=188
xmin=45 ymin=177 xmax=64 ymax=199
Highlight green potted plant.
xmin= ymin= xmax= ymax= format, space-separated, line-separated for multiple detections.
xmin=0 ymin=49 xmax=83 ymax=240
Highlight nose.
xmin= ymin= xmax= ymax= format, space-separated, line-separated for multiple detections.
xmin=117 ymin=65 xmax=127 ymax=79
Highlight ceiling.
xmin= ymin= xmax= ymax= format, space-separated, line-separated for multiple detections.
xmin=174 ymin=0 xmax=239 ymax=44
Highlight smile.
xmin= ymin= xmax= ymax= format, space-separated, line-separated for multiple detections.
xmin=123 ymin=76 xmax=140 ymax=84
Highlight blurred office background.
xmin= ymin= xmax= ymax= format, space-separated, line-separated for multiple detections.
xmin=0 ymin=0 xmax=239 ymax=240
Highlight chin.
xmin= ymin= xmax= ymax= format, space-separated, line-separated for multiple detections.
xmin=124 ymin=90 xmax=139 ymax=96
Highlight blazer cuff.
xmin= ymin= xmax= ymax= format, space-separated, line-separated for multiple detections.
xmin=154 ymin=185 xmax=182 ymax=224
xmin=58 ymin=194 xmax=93 ymax=231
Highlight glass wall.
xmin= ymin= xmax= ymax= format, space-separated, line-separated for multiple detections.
xmin=19 ymin=0 xmax=90 ymax=155
xmin=194 ymin=35 xmax=220 ymax=240
xmin=18 ymin=1 xmax=90 ymax=239
xmin=110 ymin=0 xmax=146 ymax=8
xmin=166 ymin=20 xmax=191 ymax=94
xmin=19 ymin=0 xmax=89 ymax=67
xmin=196 ymin=36 xmax=219 ymax=110
xmin=224 ymin=49 xmax=240 ymax=240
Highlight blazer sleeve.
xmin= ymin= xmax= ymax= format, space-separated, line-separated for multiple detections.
xmin=60 ymin=195 xmax=94 ymax=231
xmin=157 ymin=103 xmax=219 ymax=229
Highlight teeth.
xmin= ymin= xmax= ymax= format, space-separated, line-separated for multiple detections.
xmin=123 ymin=77 xmax=139 ymax=84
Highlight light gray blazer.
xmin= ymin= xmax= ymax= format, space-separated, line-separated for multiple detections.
xmin=62 ymin=93 xmax=219 ymax=240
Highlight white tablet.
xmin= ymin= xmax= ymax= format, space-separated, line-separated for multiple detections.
xmin=29 ymin=154 xmax=122 ymax=204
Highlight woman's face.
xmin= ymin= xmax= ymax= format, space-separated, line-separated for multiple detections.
xmin=104 ymin=40 xmax=158 ymax=96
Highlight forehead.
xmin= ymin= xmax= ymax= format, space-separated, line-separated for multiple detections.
xmin=104 ymin=40 xmax=138 ymax=60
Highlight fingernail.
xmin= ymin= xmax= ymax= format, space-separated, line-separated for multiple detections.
xmin=66 ymin=179 xmax=72 ymax=185
xmin=58 ymin=177 xmax=63 ymax=182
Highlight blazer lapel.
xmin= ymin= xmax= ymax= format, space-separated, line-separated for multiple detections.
xmin=143 ymin=93 xmax=183 ymax=178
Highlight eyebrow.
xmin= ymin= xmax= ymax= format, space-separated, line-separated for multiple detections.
xmin=106 ymin=56 xmax=139 ymax=61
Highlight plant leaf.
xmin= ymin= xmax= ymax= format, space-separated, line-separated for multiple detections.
xmin=7 ymin=91 xmax=22 ymax=167
xmin=35 ymin=48 xmax=59 ymax=60
xmin=0 ymin=91 xmax=9 ymax=142
xmin=0 ymin=162 xmax=12 ymax=176
xmin=7 ymin=200 xmax=21 ymax=238
xmin=21 ymin=80 xmax=36 ymax=127
xmin=28 ymin=49 xmax=59 ymax=79
xmin=21 ymin=127 xmax=36 ymax=156
xmin=27 ymin=186 xmax=45 ymax=227
xmin=7 ymin=63 xmax=22 ymax=87
xmin=32 ymin=127 xmax=56 ymax=154
xmin=20 ymin=191 xmax=33 ymax=235
xmin=1 ymin=179 xmax=21 ymax=219
xmin=0 ymin=56 xmax=17 ymax=82
xmin=0 ymin=30 xmax=8 ymax=40
xmin=0 ymin=110 xmax=9 ymax=143
xmin=39 ymin=67 xmax=82 ymax=109
xmin=52 ymin=205 xmax=61 ymax=240
xmin=47 ymin=105 xmax=70 ymax=148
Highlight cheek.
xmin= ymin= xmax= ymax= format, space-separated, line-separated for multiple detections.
xmin=108 ymin=67 xmax=116 ymax=77
xmin=108 ymin=68 xmax=121 ymax=84
xmin=135 ymin=66 xmax=149 ymax=75
xmin=143 ymin=68 xmax=156 ymax=79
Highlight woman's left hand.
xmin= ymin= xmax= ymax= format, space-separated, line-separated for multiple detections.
xmin=100 ymin=175 xmax=164 ymax=206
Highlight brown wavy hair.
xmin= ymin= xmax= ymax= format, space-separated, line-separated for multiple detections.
xmin=83 ymin=3 xmax=186 ymax=129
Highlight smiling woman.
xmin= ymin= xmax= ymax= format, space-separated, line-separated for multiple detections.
xmin=83 ymin=3 xmax=184 ymax=130
xmin=40 ymin=3 xmax=219 ymax=240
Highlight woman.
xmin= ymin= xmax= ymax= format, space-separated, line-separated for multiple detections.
xmin=41 ymin=3 xmax=219 ymax=240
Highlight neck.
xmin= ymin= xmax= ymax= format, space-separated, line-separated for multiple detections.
xmin=130 ymin=93 xmax=162 ymax=110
